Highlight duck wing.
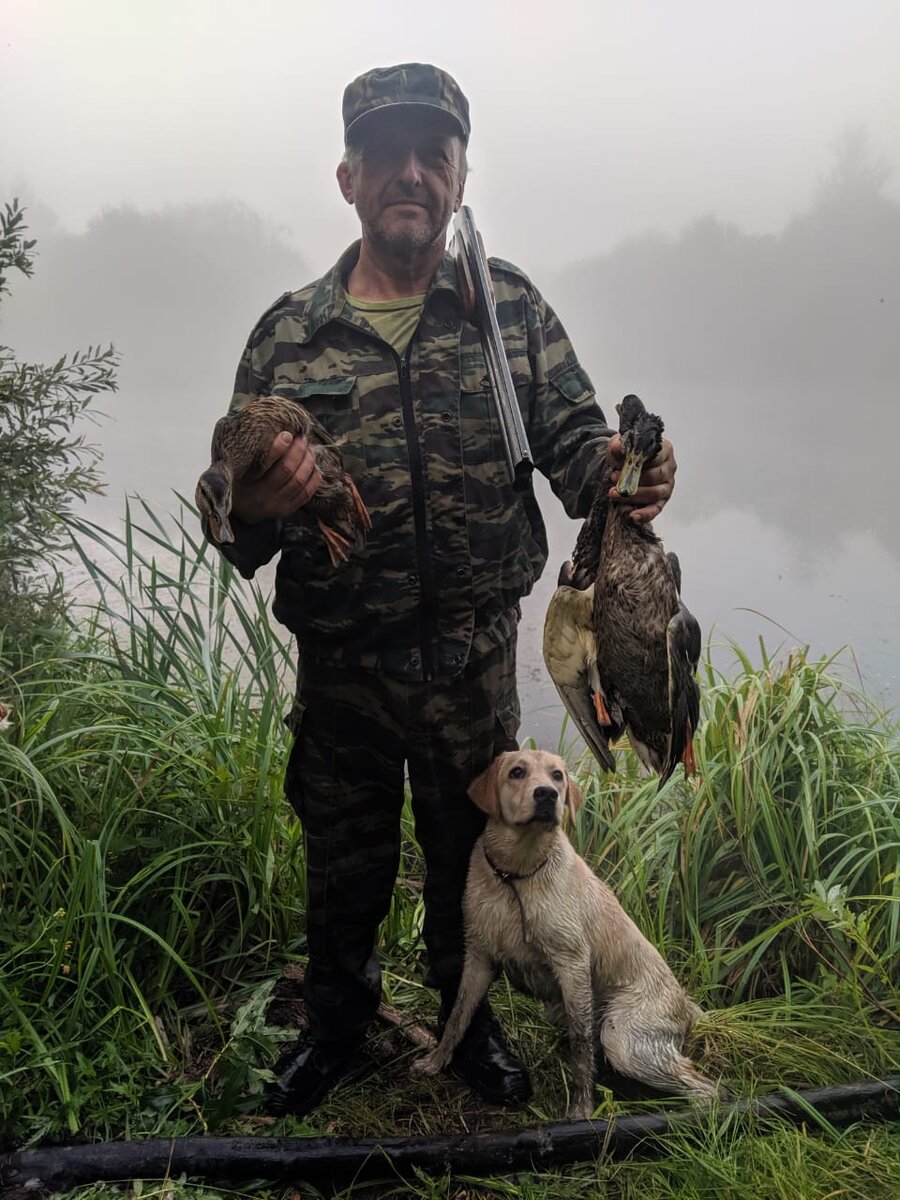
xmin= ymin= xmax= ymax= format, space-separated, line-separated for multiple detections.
xmin=543 ymin=575 xmax=617 ymax=772
xmin=299 ymin=412 xmax=371 ymax=567
xmin=661 ymin=553 xmax=701 ymax=786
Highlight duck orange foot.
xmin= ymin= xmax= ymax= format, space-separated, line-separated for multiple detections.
xmin=592 ymin=691 xmax=613 ymax=727
xmin=681 ymin=724 xmax=697 ymax=776
xmin=318 ymin=519 xmax=352 ymax=568
xmin=346 ymin=476 xmax=372 ymax=531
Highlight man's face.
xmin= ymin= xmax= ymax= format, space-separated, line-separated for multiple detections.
xmin=338 ymin=110 xmax=466 ymax=255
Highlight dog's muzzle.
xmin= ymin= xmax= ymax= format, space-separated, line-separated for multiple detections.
xmin=531 ymin=786 xmax=559 ymax=824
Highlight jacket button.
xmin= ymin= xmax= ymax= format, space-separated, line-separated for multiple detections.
xmin=441 ymin=410 xmax=452 ymax=422
xmin=410 ymin=656 xmax=421 ymax=669
xmin=393 ymin=415 xmax=402 ymax=427
xmin=407 ymin=573 xmax=418 ymax=585
xmin=456 ymin=567 xmax=466 ymax=579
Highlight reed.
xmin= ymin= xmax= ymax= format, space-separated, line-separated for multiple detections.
xmin=566 ymin=643 xmax=899 ymax=1009
xmin=0 ymin=501 xmax=897 ymax=1197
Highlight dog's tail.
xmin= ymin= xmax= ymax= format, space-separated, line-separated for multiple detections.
xmin=601 ymin=1014 xmax=724 ymax=1100
xmin=686 ymin=998 xmax=705 ymax=1024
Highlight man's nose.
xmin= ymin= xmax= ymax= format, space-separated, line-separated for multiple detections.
xmin=397 ymin=149 xmax=423 ymax=186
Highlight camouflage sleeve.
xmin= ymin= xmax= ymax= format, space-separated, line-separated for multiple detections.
xmin=202 ymin=512 xmax=283 ymax=580
xmin=524 ymin=285 xmax=614 ymax=520
xmin=201 ymin=296 xmax=289 ymax=577
xmin=229 ymin=294 xmax=289 ymax=411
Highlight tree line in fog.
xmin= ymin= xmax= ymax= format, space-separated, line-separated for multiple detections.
xmin=4 ymin=131 xmax=897 ymax=554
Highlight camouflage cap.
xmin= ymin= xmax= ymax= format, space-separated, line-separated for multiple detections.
xmin=342 ymin=62 xmax=470 ymax=146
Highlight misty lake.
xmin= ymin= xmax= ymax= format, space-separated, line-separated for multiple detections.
xmin=8 ymin=180 xmax=899 ymax=741
xmin=518 ymin=480 xmax=899 ymax=746
xmin=79 ymin=461 xmax=899 ymax=752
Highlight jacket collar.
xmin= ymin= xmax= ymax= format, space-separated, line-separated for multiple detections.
xmin=303 ymin=239 xmax=466 ymax=342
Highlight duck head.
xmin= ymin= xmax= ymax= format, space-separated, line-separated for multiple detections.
xmin=195 ymin=463 xmax=235 ymax=544
xmin=615 ymin=394 xmax=665 ymax=497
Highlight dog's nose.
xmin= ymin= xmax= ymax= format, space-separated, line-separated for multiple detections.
xmin=533 ymin=786 xmax=558 ymax=819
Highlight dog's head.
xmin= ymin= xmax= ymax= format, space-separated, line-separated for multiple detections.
xmin=468 ymin=750 xmax=584 ymax=828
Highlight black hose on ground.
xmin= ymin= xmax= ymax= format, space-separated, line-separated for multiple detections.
xmin=2 ymin=1077 xmax=897 ymax=1193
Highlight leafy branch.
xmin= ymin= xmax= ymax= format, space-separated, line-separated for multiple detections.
xmin=0 ymin=201 xmax=118 ymax=654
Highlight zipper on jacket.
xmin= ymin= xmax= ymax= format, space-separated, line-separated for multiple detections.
xmin=395 ymin=345 xmax=437 ymax=681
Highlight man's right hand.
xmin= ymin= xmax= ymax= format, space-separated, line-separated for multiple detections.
xmin=231 ymin=431 xmax=322 ymax=524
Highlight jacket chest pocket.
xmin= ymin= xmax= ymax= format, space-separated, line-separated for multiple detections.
xmin=272 ymin=377 xmax=364 ymax=476
xmin=459 ymin=349 xmax=501 ymax=470
xmin=458 ymin=350 xmax=531 ymax=478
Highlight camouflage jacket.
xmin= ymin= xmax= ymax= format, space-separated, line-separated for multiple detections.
xmin=216 ymin=241 xmax=613 ymax=681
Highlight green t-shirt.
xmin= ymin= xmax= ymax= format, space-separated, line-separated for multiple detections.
xmin=346 ymin=292 xmax=426 ymax=356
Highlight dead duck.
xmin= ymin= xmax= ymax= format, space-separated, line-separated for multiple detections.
xmin=543 ymin=568 xmax=619 ymax=772
xmin=196 ymin=395 xmax=371 ymax=568
xmin=543 ymin=394 xmax=700 ymax=788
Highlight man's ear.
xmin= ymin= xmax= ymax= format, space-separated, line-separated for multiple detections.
xmin=565 ymin=774 xmax=584 ymax=824
xmin=336 ymin=161 xmax=354 ymax=205
xmin=453 ymin=175 xmax=465 ymax=213
xmin=468 ymin=754 xmax=504 ymax=817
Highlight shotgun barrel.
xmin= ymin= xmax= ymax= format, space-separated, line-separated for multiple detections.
xmin=450 ymin=206 xmax=534 ymax=490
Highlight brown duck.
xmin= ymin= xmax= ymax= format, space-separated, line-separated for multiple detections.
xmin=196 ymin=395 xmax=371 ymax=568
xmin=543 ymin=394 xmax=700 ymax=787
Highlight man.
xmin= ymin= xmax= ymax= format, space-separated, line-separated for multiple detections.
xmin=210 ymin=63 xmax=677 ymax=1117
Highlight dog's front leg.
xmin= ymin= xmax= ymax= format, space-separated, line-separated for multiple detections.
xmin=412 ymin=951 xmax=494 ymax=1076
xmin=555 ymin=955 xmax=595 ymax=1119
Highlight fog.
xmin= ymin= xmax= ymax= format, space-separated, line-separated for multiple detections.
xmin=2 ymin=1 xmax=898 ymax=733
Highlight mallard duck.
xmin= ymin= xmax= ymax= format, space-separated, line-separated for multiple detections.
xmin=196 ymin=395 xmax=371 ymax=568
xmin=543 ymin=394 xmax=700 ymax=788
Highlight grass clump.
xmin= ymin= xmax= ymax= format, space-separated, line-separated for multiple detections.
xmin=567 ymin=644 xmax=899 ymax=1014
xmin=0 ymin=501 xmax=897 ymax=1197
xmin=1 ymin=504 xmax=303 ymax=1141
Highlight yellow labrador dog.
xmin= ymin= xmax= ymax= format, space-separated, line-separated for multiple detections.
xmin=414 ymin=749 xmax=720 ymax=1118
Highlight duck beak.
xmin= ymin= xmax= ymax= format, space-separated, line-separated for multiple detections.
xmin=557 ymin=560 xmax=576 ymax=586
xmin=210 ymin=508 xmax=235 ymax=544
xmin=616 ymin=447 xmax=645 ymax=497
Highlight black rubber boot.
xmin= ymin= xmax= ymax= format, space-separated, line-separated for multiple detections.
xmin=265 ymin=1033 xmax=363 ymax=1118
xmin=444 ymin=1003 xmax=532 ymax=1107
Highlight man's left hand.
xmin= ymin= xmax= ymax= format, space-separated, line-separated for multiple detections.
xmin=606 ymin=434 xmax=677 ymax=524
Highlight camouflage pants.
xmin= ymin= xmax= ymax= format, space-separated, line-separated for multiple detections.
xmin=284 ymin=634 xmax=520 ymax=1046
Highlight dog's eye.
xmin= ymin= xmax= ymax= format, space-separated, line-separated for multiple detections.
xmin=509 ymin=765 xmax=525 ymax=779
xmin=552 ymin=770 xmax=565 ymax=782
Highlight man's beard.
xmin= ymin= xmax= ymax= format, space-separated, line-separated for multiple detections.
xmin=362 ymin=206 xmax=447 ymax=256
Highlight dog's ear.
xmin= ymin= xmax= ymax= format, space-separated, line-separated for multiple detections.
xmin=565 ymin=773 xmax=584 ymax=824
xmin=468 ymin=754 xmax=504 ymax=816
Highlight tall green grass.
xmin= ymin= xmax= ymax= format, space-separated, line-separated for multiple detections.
xmin=1 ymin=501 xmax=897 ymax=1189
xmin=1 ymin=504 xmax=304 ymax=1139
xmin=567 ymin=644 xmax=899 ymax=1009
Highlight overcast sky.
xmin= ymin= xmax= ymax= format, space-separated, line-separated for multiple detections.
xmin=3 ymin=0 xmax=899 ymax=275
xmin=3 ymin=0 xmax=899 ymax=713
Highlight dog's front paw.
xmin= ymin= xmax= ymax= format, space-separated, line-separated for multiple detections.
xmin=567 ymin=1100 xmax=594 ymax=1121
xmin=411 ymin=1051 xmax=444 ymax=1077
